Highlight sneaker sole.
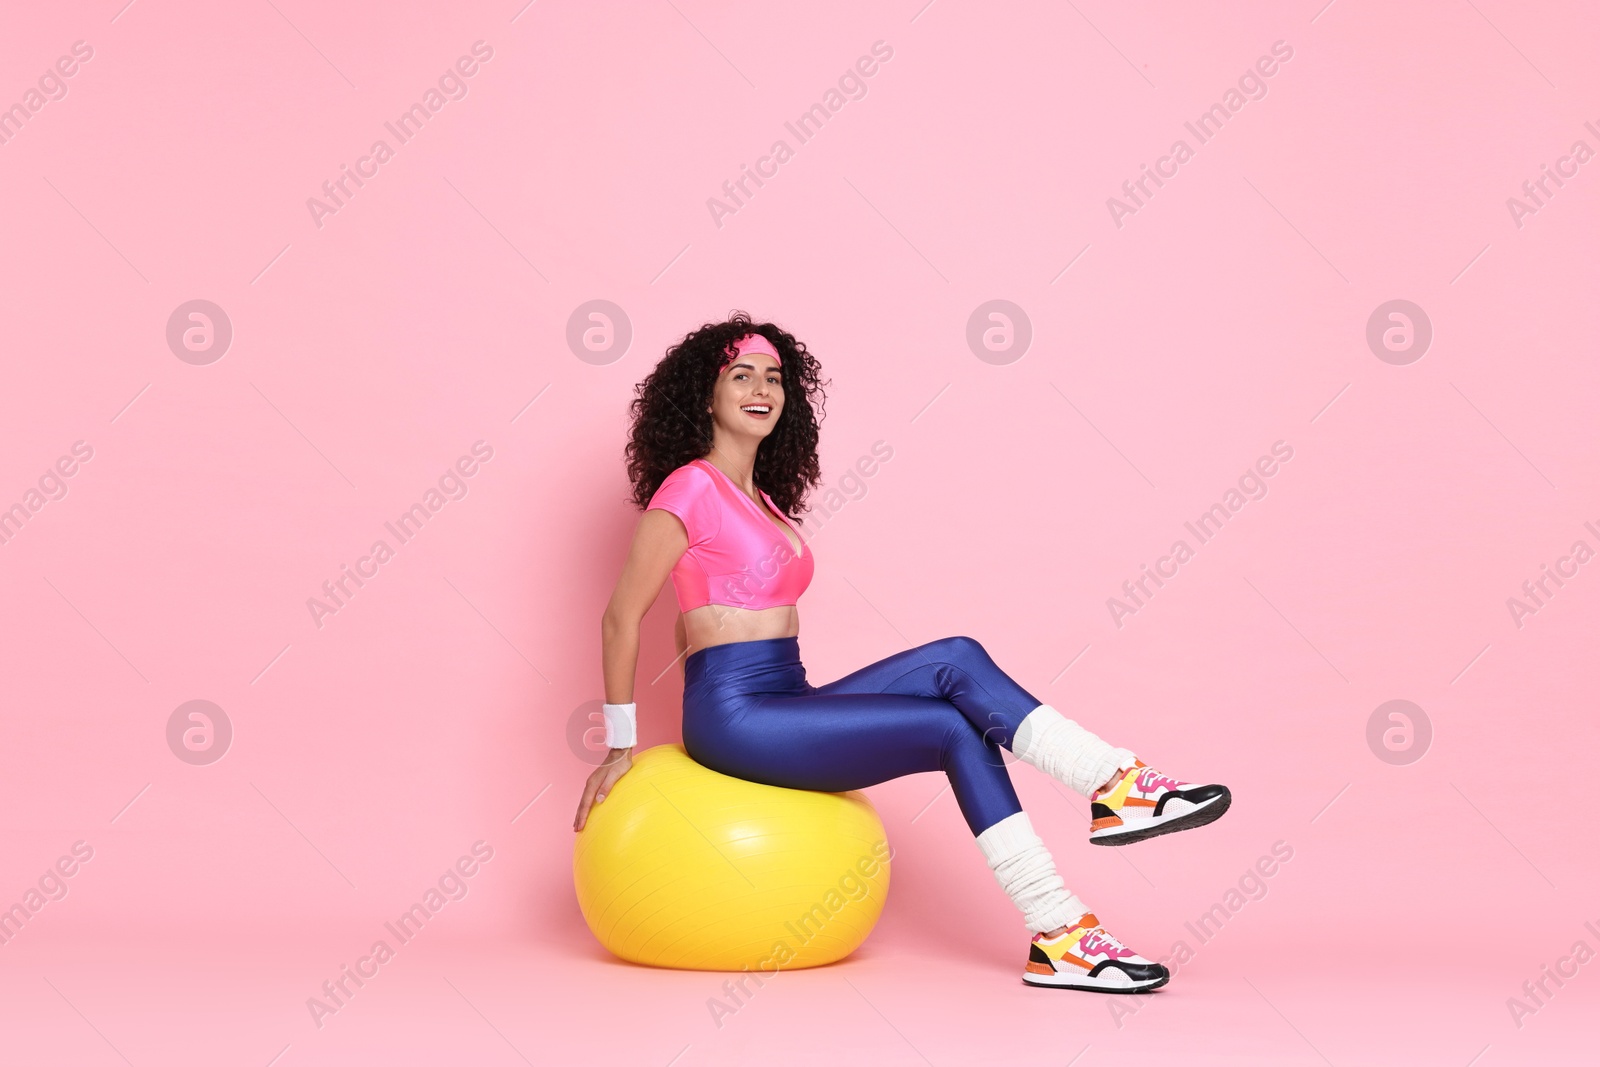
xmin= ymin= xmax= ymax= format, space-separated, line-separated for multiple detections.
xmin=1022 ymin=970 xmax=1169 ymax=993
xmin=1090 ymin=788 xmax=1231 ymax=846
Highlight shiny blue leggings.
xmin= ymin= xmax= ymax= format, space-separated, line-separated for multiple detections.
xmin=681 ymin=635 xmax=1041 ymax=836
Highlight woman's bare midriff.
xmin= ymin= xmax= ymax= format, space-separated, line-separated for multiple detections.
xmin=677 ymin=604 xmax=800 ymax=662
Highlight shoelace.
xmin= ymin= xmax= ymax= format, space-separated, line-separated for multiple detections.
xmin=1135 ymin=767 xmax=1182 ymax=794
xmin=1077 ymin=927 xmax=1136 ymax=960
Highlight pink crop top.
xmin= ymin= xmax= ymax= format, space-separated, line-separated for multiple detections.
xmin=646 ymin=458 xmax=814 ymax=612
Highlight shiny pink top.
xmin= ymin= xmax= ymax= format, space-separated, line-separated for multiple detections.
xmin=646 ymin=458 xmax=813 ymax=612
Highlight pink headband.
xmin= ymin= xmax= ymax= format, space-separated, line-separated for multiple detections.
xmin=721 ymin=332 xmax=782 ymax=369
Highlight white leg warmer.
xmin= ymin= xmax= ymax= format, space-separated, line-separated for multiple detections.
xmin=975 ymin=811 xmax=1088 ymax=934
xmin=1011 ymin=704 xmax=1137 ymax=798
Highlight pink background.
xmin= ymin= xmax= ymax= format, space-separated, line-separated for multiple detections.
xmin=3 ymin=0 xmax=1597 ymax=1063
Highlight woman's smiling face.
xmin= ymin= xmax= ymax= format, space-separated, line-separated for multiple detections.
xmin=709 ymin=353 xmax=784 ymax=441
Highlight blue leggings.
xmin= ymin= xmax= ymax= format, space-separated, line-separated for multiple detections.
xmin=681 ymin=635 xmax=1041 ymax=836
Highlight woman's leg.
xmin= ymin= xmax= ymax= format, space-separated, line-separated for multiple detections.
xmin=811 ymin=635 xmax=1138 ymax=797
xmin=686 ymin=686 xmax=1089 ymax=934
xmin=689 ymin=687 xmax=1023 ymax=836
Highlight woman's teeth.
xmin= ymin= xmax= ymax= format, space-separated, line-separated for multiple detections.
xmin=741 ymin=405 xmax=771 ymax=415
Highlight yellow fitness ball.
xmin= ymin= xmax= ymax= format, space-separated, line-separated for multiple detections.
xmin=573 ymin=744 xmax=891 ymax=971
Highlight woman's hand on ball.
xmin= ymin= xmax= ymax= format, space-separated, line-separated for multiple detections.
xmin=574 ymin=749 xmax=634 ymax=832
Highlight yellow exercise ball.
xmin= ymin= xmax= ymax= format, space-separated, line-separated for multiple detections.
xmin=573 ymin=744 xmax=891 ymax=971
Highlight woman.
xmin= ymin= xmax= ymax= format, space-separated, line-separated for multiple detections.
xmin=573 ymin=314 xmax=1231 ymax=992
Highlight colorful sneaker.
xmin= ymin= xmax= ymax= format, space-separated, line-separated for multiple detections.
xmin=1089 ymin=760 xmax=1231 ymax=846
xmin=1022 ymin=913 xmax=1168 ymax=992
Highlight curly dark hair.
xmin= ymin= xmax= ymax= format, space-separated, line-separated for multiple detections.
xmin=625 ymin=312 xmax=827 ymax=518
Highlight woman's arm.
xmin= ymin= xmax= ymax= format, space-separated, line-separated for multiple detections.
xmin=600 ymin=508 xmax=687 ymax=702
xmin=574 ymin=508 xmax=687 ymax=831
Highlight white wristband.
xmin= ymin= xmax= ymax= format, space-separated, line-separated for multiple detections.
xmin=601 ymin=702 xmax=637 ymax=749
